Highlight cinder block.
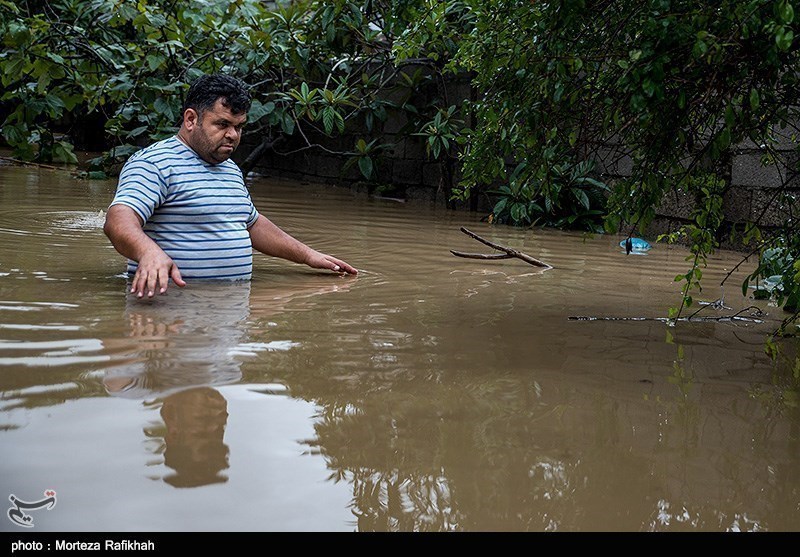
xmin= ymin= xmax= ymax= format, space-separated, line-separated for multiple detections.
xmin=312 ymin=155 xmax=345 ymax=178
xmin=392 ymin=159 xmax=423 ymax=185
xmin=736 ymin=125 xmax=799 ymax=151
xmin=405 ymin=185 xmax=436 ymax=203
xmin=749 ymin=186 xmax=798 ymax=227
xmin=657 ymin=188 xmax=696 ymax=220
xmin=731 ymin=152 xmax=793 ymax=188
xmin=401 ymin=137 xmax=427 ymax=160
xmin=422 ymin=162 xmax=443 ymax=187
xmin=721 ymin=186 xmax=753 ymax=224
xmin=592 ymin=147 xmax=633 ymax=177
xmin=374 ymin=159 xmax=394 ymax=184
xmin=382 ymin=111 xmax=411 ymax=134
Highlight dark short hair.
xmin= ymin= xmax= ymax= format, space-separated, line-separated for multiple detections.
xmin=182 ymin=74 xmax=251 ymax=117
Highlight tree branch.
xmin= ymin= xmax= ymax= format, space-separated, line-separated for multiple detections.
xmin=451 ymin=227 xmax=552 ymax=268
xmin=239 ymin=135 xmax=283 ymax=177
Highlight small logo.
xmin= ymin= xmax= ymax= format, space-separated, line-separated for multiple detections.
xmin=7 ymin=490 xmax=57 ymax=528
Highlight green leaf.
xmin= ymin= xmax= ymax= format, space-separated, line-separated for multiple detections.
xmin=322 ymin=106 xmax=334 ymax=135
xmin=334 ymin=110 xmax=345 ymax=134
xmin=779 ymin=1 xmax=794 ymax=24
xmin=749 ymin=88 xmax=760 ymax=111
xmin=45 ymin=52 xmax=65 ymax=65
xmin=2 ymin=57 xmax=27 ymax=86
xmin=44 ymin=94 xmax=66 ymax=118
xmin=573 ymin=189 xmax=590 ymax=210
xmin=281 ymin=111 xmax=295 ymax=135
xmin=493 ymin=197 xmax=508 ymax=216
xmin=52 ymin=140 xmax=78 ymax=164
xmin=126 ymin=126 xmax=149 ymax=138
xmin=2 ymin=121 xmax=27 ymax=145
xmin=642 ymin=78 xmax=656 ymax=97
xmin=146 ymin=54 xmax=165 ymax=71
xmin=511 ymin=202 xmax=522 ymax=223
xmin=776 ymin=26 xmax=794 ymax=50
xmin=153 ymin=97 xmax=175 ymax=121
xmin=247 ymin=100 xmax=275 ymax=122
xmin=358 ymin=156 xmax=373 ymax=179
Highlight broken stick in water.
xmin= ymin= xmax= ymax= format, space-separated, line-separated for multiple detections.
xmin=450 ymin=227 xmax=552 ymax=269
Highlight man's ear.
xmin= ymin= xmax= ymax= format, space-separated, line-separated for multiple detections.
xmin=183 ymin=108 xmax=199 ymax=132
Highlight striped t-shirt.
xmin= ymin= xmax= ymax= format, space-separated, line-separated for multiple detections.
xmin=109 ymin=136 xmax=259 ymax=281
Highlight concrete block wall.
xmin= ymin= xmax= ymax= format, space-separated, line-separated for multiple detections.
xmin=593 ymin=137 xmax=799 ymax=244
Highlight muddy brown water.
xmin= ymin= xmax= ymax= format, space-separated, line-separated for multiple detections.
xmin=1 ymin=164 xmax=798 ymax=532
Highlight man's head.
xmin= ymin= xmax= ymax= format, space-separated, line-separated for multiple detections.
xmin=178 ymin=74 xmax=252 ymax=165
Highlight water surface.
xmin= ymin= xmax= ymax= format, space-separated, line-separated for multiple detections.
xmin=1 ymin=164 xmax=798 ymax=532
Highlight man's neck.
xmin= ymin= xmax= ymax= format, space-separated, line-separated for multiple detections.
xmin=176 ymin=130 xmax=190 ymax=147
xmin=174 ymin=131 xmax=207 ymax=163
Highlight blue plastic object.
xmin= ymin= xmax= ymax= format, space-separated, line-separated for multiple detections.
xmin=620 ymin=237 xmax=651 ymax=254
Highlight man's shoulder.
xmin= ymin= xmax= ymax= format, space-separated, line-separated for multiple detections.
xmin=126 ymin=137 xmax=182 ymax=166
xmin=220 ymin=159 xmax=244 ymax=177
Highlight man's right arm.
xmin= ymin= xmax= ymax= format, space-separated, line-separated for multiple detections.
xmin=104 ymin=205 xmax=185 ymax=298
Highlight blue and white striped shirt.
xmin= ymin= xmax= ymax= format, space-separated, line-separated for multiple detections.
xmin=109 ymin=136 xmax=259 ymax=281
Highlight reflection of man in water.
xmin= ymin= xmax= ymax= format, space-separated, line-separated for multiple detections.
xmin=104 ymin=283 xmax=251 ymax=488
xmin=102 ymin=277 xmax=351 ymax=488
xmin=103 ymin=283 xmax=250 ymax=397
xmin=159 ymin=387 xmax=229 ymax=488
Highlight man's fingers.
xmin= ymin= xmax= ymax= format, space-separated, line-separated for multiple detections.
xmin=329 ymin=257 xmax=358 ymax=275
xmin=132 ymin=270 xmax=148 ymax=297
xmin=339 ymin=262 xmax=358 ymax=275
xmin=145 ymin=270 xmax=159 ymax=298
xmin=170 ymin=265 xmax=186 ymax=288
xmin=157 ymin=267 xmax=170 ymax=294
xmin=128 ymin=252 xmax=184 ymax=298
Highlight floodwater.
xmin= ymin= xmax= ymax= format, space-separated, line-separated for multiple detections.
xmin=0 ymin=163 xmax=798 ymax=533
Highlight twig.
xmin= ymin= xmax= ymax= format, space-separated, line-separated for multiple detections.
xmin=451 ymin=227 xmax=552 ymax=268
xmin=0 ymin=156 xmax=63 ymax=170
xmin=568 ymin=305 xmax=766 ymax=324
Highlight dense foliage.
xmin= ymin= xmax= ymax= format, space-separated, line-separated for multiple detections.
xmin=0 ymin=0 xmax=438 ymax=175
xmin=2 ymin=0 xmax=800 ymax=336
xmin=394 ymin=0 xmax=800 ymax=333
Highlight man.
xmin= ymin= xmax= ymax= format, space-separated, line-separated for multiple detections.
xmin=104 ymin=74 xmax=357 ymax=298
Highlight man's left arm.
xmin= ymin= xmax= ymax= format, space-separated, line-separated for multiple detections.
xmin=248 ymin=214 xmax=358 ymax=275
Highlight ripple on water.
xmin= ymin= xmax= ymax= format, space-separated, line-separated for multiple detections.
xmin=44 ymin=210 xmax=107 ymax=232
xmin=0 ymin=301 xmax=80 ymax=311
xmin=0 ymin=337 xmax=108 ymax=367
xmin=0 ymin=300 xmax=83 ymax=332
xmin=227 ymin=340 xmax=301 ymax=357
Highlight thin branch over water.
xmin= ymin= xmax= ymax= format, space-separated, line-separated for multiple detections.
xmin=450 ymin=227 xmax=552 ymax=268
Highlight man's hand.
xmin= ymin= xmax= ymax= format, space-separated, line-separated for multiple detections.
xmin=104 ymin=204 xmax=187 ymax=297
xmin=130 ymin=248 xmax=186 ymax=298
xmin=305 ymin=251 xmax=358 ymax=275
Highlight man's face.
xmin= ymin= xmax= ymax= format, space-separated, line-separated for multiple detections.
xmin=183 ymin=98 xmax=247 ymax=164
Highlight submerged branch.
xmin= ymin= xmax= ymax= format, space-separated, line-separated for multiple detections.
xmin=569 ymin=305 xmax=766 ymax=324
xmin=0 ymin=156 xmax=64 ymax=170
xmin=451 ymin=227 xmax=552 ymax=268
